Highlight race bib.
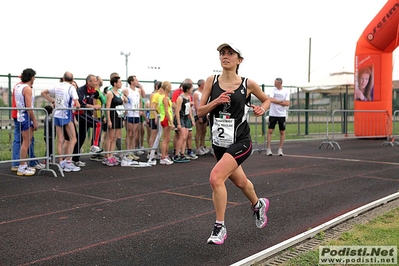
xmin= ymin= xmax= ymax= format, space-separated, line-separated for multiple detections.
xmin=55 ymin=96 xmax=64 ymax=107
xmin=184 ymin=102 xmax=190 ymax=115
xmin=212 ymin=117 xmax=235 ymax=148
xmin=115 ymin=105 xmax=126 ymax=118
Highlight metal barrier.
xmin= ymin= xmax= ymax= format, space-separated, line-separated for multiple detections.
xmin=320 ymin=109 xmax=390 ymax=150
xmin=0 ymin=107 xmax=57 ymax=176
xmin=3 ymin=105 xmax=399 ymax=177
xmin=389 ymin=110 xmax=399 ymax=146
xmin=286 ymin=109 xmax=329 ymax=139
xmin=47 ymin=107 xmax=159 ymax=177
xmin=250 ymin=109 xmax=268 ymax=154
xmin=0 ymin=106 xmax=159 ymax=177
xmin=256 ymin=109 xmax=329 ymax=154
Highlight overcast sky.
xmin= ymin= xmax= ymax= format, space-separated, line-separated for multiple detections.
xmin=1 ymin=0 xmax=396 ymax=92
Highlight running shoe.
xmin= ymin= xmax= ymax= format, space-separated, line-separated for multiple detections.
xmin=130 ymin=153 xmax=140 ymax=160
xmin=90 ymin=154 xmax=105 ymax=161
xmin=111 ymin=156 xmax=119 ymax=166
xmin=147 ymin=159 xmax=157 ymax=166
xmin=90 ymin=145 xmax=103 ymax=153
xmin=187 ymin=152 xmax=198 ymax=160
xmin=173 ymin=156 xmax=190 ymax=163
xmin=11 ymin=166 xmax=19 ymax=172
xmin=266 ymin=149 xmax=273 ymax=156
xmin=63 ymin=162 xmax=81 ymax=172
xmin=160 ymin=157 xmax=173 ymax=165
xmin=17 ymin=166 xmax=36 ymax=176
xmin=210 ymin=148 xmax=215 ymax=156
xmin=73 ymin=161 xmax=86 ymax=167
xmin=207 ymin=223 xmax=227 ymax=245
xmin=251 ymin=198 xmax=270 ymax=229
xmin=102 ymin=157 xmax=114 ymax=166
xmin=196 ymin=148 xmax=206 ymax=156
xmin=32 ymin=161 xmax=45 ymax=170
xmin=278 ymin=148 xmax=284 ymax=156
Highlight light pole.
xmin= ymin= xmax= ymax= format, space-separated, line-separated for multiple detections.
xmin=120 ymin=51 xmax=130 ymax=86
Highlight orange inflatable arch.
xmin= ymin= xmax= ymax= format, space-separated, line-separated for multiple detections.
xmin=355 ymin=0 xmax=399 ymax=136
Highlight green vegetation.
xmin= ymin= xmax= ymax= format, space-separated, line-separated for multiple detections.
xmin=284 ymin=208 xmax=399 ymax=266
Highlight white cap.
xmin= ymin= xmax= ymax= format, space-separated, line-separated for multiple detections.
xmin=217 ymin=42 xmax=243 ymax=58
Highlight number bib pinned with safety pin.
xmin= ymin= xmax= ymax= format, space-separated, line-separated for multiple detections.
xmin=212 ymin=112 xmax=235 ymax=148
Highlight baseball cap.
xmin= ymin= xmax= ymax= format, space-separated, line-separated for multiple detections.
xmin=217 ymin=42 xmax=243 ymax=58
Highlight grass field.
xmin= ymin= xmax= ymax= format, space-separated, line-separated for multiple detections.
xmin=284 ymin=207 xmax=399 ymax=266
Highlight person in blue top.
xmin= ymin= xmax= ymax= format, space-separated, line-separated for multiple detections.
xmin=197 ymin=42 xmax=271 ymax=245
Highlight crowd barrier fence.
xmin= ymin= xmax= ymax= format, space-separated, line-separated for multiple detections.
xmin=1 ymin=107 xmax=399 ymax=177
xmin=319 ymin=109 xmax=391 ymax=150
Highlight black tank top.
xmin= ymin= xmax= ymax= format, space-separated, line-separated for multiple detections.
xmin=209 ymin=75 xmax=251 ymax=145
xmin=179 ymin=95 xmax=190 ymax=119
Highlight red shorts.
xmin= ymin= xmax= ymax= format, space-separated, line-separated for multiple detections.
xmin=161 ymin=116 xmax=170 ymax=128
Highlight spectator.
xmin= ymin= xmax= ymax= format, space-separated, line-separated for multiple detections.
xmin=266 ymin=77 xmax=290 ymax=156
xmin=13 ymin=68 xmax=39 ymax=176
xmin=72 ymin=74 xmax=103 ymax=166
xmin=103 ymin=76 xmax=127 ymax=166
xmin=193 ymin=79 xmax=209 ymax=155
xmin=159 ymin=81 xmax=174 ymax=165
xmin=121 ymin=75 xmax=141 ymax=161
xmin=41 ymin=71 xmax=81 ymax=172
xmin=11 ymin=75 xmax=44 ymax=173
xmin=148 ymin=81 xmax=163 ymax=159
xmin=43 ymin=105 xmax=54 ymax=160
xmin=173 ymin=82 xmax=195 ymax=162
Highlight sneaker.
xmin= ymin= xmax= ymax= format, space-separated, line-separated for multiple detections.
xmin=27 ymin=167 xmax=37 ymax=172
xmin=17 ymin=166 xmax=36 ymax=176
xmin=252 ymin=198 xmax=270 ymax=229
xmin=210 ymin=148 xmax=215 ymax=156
xmin=266 ymin=148 xmax=272 ymax=156
xmin=73 ymin=161 xmax=86 ymax=167
xmin=122 ymin=155 xmax=132 ymax=162
xmin=128 ymin=153 xmax=139 ymax=160
xmin=207 ymin=223 xmax=227 ymax=245
xmin=63 ymin=162 xmax=81 ymax=172
xmin=278 ymin=148 xmax=284 ymax=156
xmin=90 ymin=145 xmax=103 ymax=153
xmin=111 ymin=156 xmax=119 ymax=166
xmin=160 ymin=157 xmax=173 ymax=165
xmin=102 ymin=157 xmax=114 ymax=166
xmin=90 ymin=154 xmax=105 ymax=161
xmin=33 ymin=162 xmax=45 ymax=170
xmin=147 ymin=152 xmax=159 ymax=160
xmin=203 ymin=147 xmax=210 ymax=154
xmin=187 ymin=152 xmax=198 ymax=160
xmin=135 ymin=149 xmax=144 ymax=156
xmin=147 ymin=159 xmax=157 ymax=166
xmin=173 ymin=156 xmax=190 ymax=163
xmin=11 ymin=166 xmax=19 ymax=172
xmin=196 ymin=148 xmax=206 ymax=156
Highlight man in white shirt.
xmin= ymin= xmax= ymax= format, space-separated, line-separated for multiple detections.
xmin=41 ymin=71 xmax=81 ymax=172
xmin=266 ymin=78 xmax=290 ymax=156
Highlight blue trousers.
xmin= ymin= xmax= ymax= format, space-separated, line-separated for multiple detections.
xmin=12 ymin=118 xmax=37 ymax=167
